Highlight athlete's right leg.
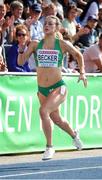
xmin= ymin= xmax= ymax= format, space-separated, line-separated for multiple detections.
xmin=38 ymin=86 xmax=67 ymax=147
xmin=38 ymin=92 xmax=53 ymax=147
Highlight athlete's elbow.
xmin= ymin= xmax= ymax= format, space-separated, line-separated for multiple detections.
xmin=76 ymin=51 xmax=83 ymax=60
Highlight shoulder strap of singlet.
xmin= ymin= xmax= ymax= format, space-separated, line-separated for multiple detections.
xmin=54 ymin=38 xmax=61 ymax=50
xmin=54 ymin=38 xmax=63 ymax=63
xmin=55 ymin=38 xmax=63 ymax=54
xmin=36 ymin=39 xmax=44 ymax=50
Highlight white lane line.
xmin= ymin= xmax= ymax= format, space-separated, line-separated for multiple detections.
xmin=0 ymin=166 xmax=102 ymax=178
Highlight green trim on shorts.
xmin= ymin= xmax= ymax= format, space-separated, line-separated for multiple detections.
xmin=38 ymin=79 xmax=66 ymax=97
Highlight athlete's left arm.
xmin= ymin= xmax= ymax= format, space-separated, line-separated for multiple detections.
xmin=60 ymin=40 xmax=87 ymax=87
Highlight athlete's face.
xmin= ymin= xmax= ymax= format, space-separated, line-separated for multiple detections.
xmin=43 ymin=17 xmax=57 ymax=35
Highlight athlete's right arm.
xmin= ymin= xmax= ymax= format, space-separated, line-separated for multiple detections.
xmin=17 ymin=41 xmax=38 ymax=65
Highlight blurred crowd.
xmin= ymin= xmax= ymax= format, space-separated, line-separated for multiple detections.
xmin=0 ymin=0 xmax=102 ymax=73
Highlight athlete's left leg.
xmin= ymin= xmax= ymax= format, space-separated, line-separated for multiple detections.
xmin=50 ymin=109 xmax=83 ymax=151
xmin=50 ymin=109 xmax=76 ymax=138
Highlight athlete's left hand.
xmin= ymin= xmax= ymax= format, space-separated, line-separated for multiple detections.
xmin=77 ymin=73 xmax=87 ymax=87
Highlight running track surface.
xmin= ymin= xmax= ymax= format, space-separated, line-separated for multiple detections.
xmin=0 ymin=156 xmax=102 ymax=179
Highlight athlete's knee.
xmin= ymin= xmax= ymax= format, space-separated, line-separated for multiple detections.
xmin=50 ymin=113 xmax=61 ymax=126
xmin=39 ymin=106 xmax=48 ymax=120
xmin=53 ymin=118 xmax=62 ymax=126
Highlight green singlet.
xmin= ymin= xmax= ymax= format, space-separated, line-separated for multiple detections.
xmin=34 ymin=38 xmax=63 ymax=68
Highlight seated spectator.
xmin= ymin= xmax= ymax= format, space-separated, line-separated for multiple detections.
xmin=83 ymin=33 xmax=102 ymax=73
xmin=79 ymin=0 xmax=102 ymax=26
xmin=61 ymin=3 xmax=89 ymax=43
xmin=75 ymin=15 xmax=98 ymax=51
xmin=2 ymin=11 xmax=15 ymax=44
xmin=25 ymin=2 xmax=44 ymax=40
xmin=6 ymin=24 xmax=31 ymax=72
xmin=62 ymin=3 xmax=78 ymax=41
xmin=2 ymin=1 xmax=24 ymax=44
xmin=10 ymin=1 xmax=24 ymax=26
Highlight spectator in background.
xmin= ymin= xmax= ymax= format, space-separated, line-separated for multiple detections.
xmin=79 ymin=0 xmax=102 ymax=26
xmin=21 ymin=0 xmax=42 ymax=20
xmin=1 ymin=1 xmax=24 ymax=44
xmin=10 ymin=1 xmax=24 ymax=26
xmin=0 ymin=4 xmax=6 ymax=27
xmin=25 ymin=2 xmax=43 ymax=70
xmin=75 ymin=15 xmax=98 ymax=51
xmin=96 ymin=7 xmax=102 ymax=35
xmin=60 ymin=3 xmax=87 ymax=73
xmin=40 ymin=2 xmax=58 ymax=25
xmin=83 ymin=33 xmax=102 ymax=73
xmin=51 ymin=0 xmax=64 ymax=20
xmin=25 ymin=3 xmax=44 ymax=40
xmin=61 ymin=3 xmax=89 ymax=43
xmin=6 ymin=24 xmax=31 ymax=72
xmin=2 ymin=11 xmax=15 ymax=44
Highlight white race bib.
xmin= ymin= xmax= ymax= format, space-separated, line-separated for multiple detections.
xmin=37 ymin=49 xmax=59 ymax=67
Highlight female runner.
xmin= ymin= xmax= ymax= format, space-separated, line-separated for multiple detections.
xmin=18 ymin=15 xmax=87 ymax=160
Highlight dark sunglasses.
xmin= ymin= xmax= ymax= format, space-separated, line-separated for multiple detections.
xmin=17 ymin=33 xmax=26 ymax=37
